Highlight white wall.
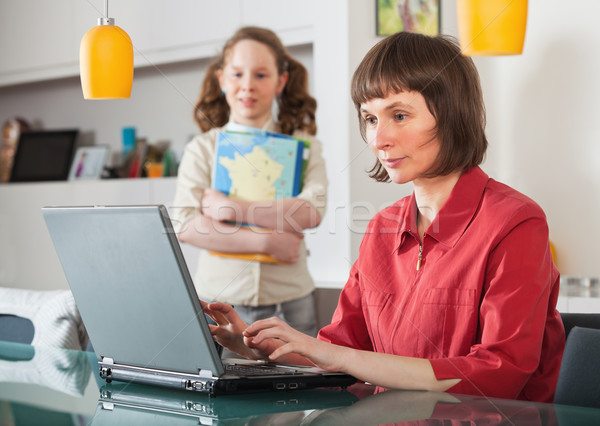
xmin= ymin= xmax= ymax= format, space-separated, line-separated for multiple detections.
xmin=2 ymin=0 xmax=600 ymax=288
xmin=475 ymin=0 xmax=600 ymax=278
xmin=341 ymin=0 xmax=600 ymax=280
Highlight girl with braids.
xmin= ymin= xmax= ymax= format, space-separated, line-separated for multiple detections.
xmin=173 ymin=27 xmax=327 ymax=339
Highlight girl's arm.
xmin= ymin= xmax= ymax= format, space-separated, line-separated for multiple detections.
xmin=201 ymin=188 xmax=321 ymax=232
xmin=178 ymin=212 xmax=303 ymax=264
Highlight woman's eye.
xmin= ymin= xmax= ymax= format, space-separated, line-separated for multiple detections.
xmin=364 ymin=116 xmax=377 ymax=126
xmin=394 ymin=113 xmax=407 ymax=121
xmin=256 ymin=73 xmax=267 ymax=79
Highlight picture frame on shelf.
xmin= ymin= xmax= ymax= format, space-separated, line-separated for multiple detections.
xmin=68 ymin=145 xmax=109 ymax=181
xmin=10 ymin=129 xmax=78 ymax=182
xmin=376 ymin=0 xmax=440 ymax=36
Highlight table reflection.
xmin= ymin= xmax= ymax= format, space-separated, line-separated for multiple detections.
xmin=92 ymin=382 xmax=358 ymax=425
xmin=1 ymin=340 xmax=600 ymax=425
xmin=0 ymin=340 xmax=97 ymax=424
xmin=0 ymin=340 xmax=91 ymax=396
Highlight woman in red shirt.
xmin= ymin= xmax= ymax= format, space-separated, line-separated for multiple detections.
xmin=203 ymin=31 xmax=565 ymax=402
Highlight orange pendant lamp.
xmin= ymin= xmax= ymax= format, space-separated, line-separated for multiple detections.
xmin=457 ymin=0 xmax=528 ymax=56
xmin=80 ymin=0 xmax=133 ymax=99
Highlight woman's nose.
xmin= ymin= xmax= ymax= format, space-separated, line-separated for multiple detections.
xmin=372 ymin=123 xmax=392 ymax=151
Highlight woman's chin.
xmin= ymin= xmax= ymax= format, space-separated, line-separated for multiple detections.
xmin=387 ymin=172 xmax=411 ymax=185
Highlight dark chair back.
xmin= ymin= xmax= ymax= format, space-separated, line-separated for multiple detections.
xmin=554 ymin=326 xmax=600 ymax=408
xmin=560 ymin=312 xmax=600 ymax=340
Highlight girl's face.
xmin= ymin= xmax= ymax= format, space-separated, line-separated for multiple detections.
xmin=218 ymin=39 xmax=288 ymax=129
xmin=360 ymin=91 xmax=441 ymax=185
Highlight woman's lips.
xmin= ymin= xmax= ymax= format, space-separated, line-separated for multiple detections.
xmin=381 ymin=157 xmax=404 ymax=168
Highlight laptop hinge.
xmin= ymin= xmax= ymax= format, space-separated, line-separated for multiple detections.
xmin=198 ymin=369 xmax=214 ymax=378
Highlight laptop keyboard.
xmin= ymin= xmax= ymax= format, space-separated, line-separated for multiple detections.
xmin=225 ymin=363 xmax=303 ymax=377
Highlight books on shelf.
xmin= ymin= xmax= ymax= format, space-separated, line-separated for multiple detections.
xmin=209 ymin=130 xmax=309 ymax=263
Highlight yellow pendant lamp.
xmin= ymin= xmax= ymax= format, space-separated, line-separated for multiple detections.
xmin=457 ymin=0 xmax=528 ymax=56
xmin=80 ymin=0 xmax=133 ymax=99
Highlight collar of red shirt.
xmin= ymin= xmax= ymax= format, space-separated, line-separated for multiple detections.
xmin=395 ymin=166 xmax=490 ymax=250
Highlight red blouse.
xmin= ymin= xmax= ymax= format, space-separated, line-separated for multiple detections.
xmin=318 ymin=166 xmax=564 ymax=402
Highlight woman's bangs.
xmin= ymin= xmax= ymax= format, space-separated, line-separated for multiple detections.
xmin=353 ymin=59 xmax=408 ymax=106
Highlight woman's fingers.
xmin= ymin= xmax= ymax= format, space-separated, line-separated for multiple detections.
xmin=202 ymin=302 xmax=238 ymax=326
xmin=269 ymin=345 xmax=300 ymax=361
xmin=244 ymin=317 xmax=287 ymax=336
xmin=206 ymin=301 xmax=233 ymax=314
xmin=245 ymin=318 xmax=307 ymax=349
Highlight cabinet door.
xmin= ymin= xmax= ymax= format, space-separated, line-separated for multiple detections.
xmin=241 ymin=0 xmax=316 ymax=45
xmin=112 ymin=0 xmax=242 ymax=66
xmin=0 ymin=0 xmax=78 ymax=85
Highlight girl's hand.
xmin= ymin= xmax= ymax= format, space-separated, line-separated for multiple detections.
xmin=201 ymin=188 xmax=238 ymax=222
xmin=244 ymin=317 xmax=348 ymax=372
xmin=264 ymin=231 xmax=303 ymax=263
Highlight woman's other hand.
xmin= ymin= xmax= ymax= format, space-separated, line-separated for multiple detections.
xmin=201 ymin=301 xmax=281 ymax=360
xmin=200 ymin=301 xmax=252 ymax=358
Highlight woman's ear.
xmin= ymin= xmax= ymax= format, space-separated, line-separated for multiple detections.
xmin=276 ymin=71 xmax=289 ymax=95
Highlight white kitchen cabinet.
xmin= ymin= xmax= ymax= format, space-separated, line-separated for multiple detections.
xmin=0 ymin=0 xmax=79 ymax=86
xmin=0 ymin=0 xmax=315 ymax=88
xmin=112 ymin=0 xmax=242 ymax=68
xmin=240 ymin=0 xmax=316 ymax=45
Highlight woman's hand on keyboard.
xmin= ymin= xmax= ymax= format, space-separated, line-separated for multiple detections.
xmin=201 ymin=301 xmax=279 ymax=360
xmin=244 ymin=317 xmax=349 ymax=371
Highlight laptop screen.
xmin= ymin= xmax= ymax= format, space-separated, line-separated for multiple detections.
xmin=10 ymin=130 xmax=78 ymax=182
xmin=41 ymin=205 xmax=224 ymax=376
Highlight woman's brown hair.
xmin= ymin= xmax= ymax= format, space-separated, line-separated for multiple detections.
xmin=351 ymin=32 xmax=488 ymax=181
xmin=194 ymin=26 xmax=317 ymax=136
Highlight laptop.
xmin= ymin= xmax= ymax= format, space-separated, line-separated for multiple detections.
xmin=41 ymin=205 xmax=356 ymax=396
xmin=10 ymin=130 xmax=78 ymax=182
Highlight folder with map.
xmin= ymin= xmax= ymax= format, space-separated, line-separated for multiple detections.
xmin=209 ymin=130 xmax=309 ymax=263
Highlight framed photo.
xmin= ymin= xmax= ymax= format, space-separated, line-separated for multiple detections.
xmin=376 ymin=0 xmax=440 ymax=36
xmin=68 ymin=146 xmax=109 ymax=180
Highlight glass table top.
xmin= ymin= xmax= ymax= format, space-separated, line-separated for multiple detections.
xmin=1 ymin=340 xmax=599 ymax=425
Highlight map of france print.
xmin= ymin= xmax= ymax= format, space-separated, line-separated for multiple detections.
xmin=213 ymin=131 xmax=304 ymax=201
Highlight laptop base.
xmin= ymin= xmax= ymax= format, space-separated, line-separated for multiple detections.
xmin=99 ymin=358 xmax=357 ymax=396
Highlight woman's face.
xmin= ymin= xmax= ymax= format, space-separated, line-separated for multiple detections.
xmin=360 ymin=91 xmax=440 ymax=185
xmin=218 ymin=39 xmax=288 ymax=129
